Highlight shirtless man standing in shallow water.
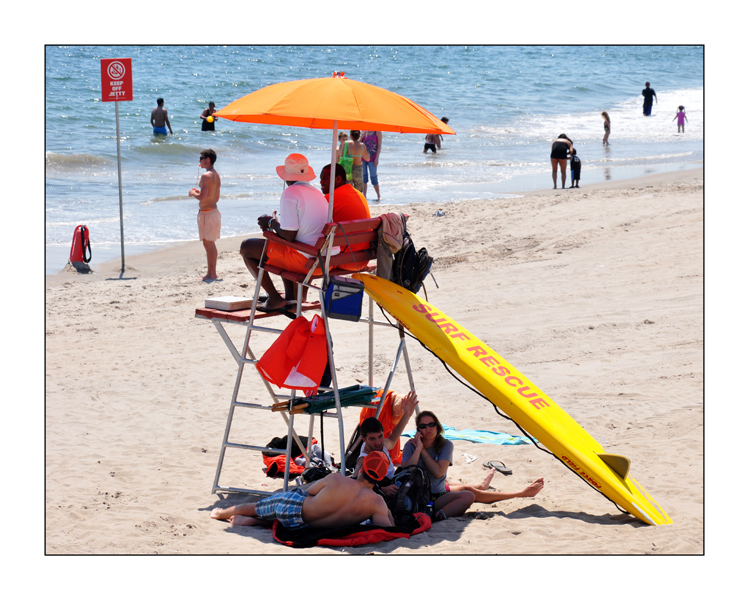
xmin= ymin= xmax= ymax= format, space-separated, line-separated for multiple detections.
xmin=210 ymin=452 xmax=394 ymax=529
xmin=150 ymin=98 xmax=173 ymax=135
xmin=189 ymin=149 xmax=221 ymax=281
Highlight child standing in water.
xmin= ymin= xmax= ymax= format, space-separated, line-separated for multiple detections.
xmin=601 ymin=112 xmax=611 ymax=145
xmin=570 ymin=148 xmax=581 ymax=188
xmin=672 ymin=106 xmax=688 ymax=133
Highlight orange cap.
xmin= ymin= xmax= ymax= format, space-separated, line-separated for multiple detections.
xmin=362 ymin=451 xmax=389 ymax=482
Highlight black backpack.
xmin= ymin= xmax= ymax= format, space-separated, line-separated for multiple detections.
xmin=391 ymin=217 xmax=433 ymax=294
xmin=384 ymin=466 xmax=433 ymax=524
xmin=262 ymin=435 xmax=309 ymax=458
xmin=343 ymin=424 xmax=364 ymax=473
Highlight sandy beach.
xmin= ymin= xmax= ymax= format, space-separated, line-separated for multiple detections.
xmin=45 ymin=168 xmax=703 ymax=558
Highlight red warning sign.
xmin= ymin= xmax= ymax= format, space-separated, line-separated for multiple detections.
xmin=101 ymin=58 xmax=133 ymax=102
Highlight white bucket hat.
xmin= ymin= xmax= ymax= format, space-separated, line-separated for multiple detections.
xmin=276 ymin=153 xmax=316 ymax=182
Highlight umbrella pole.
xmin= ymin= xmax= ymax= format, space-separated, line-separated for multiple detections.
xmin=328 ymin=121 xmax=338 ymax=223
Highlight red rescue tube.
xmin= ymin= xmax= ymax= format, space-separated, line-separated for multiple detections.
xmin=69 ymin=225 xmax=92 ymax=264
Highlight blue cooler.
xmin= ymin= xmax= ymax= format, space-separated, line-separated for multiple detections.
xmin=324 ymin=275 xmax=364 ymax=322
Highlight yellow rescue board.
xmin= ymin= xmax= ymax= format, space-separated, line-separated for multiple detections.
xmin=354 ymin=273 xmax=672 ymax=526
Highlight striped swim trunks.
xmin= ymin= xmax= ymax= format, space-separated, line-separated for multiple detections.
xmin=255 ymin=487 xmax=309 ymax=529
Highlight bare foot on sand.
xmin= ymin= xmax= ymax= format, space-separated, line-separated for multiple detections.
xmin=211 ymin=507 xmax=265 ymax=526
xmin=210 ymin=507 xmax=235 ymax=520
xmin=476 ymin=468 xmax=496 ymax=490
xmin=517 ymin=478 xmax=544 ymax=498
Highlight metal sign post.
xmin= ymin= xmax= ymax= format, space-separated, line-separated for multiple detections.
xmin=114 ymin=101 xmax=125 ymax=272
xmin=101 ymin=58 xmax=133 ymax=273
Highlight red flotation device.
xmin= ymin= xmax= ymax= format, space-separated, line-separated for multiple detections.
xmin=272 ymin=512 xmax=432 ymax=548
xmin=69 ymin=225 xmax=92 ymax=273
xmin=256 ymin=315 xmax=328 ymax=396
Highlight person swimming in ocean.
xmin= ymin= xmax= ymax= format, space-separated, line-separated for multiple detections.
xmin=151 ymin=98 xmax=173 ymax=135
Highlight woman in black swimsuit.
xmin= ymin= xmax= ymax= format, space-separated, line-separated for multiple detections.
xmin=602 ymin=112 xmax=611 ymax=146
xmin=550 ymin=134 xmax=573 ymax=189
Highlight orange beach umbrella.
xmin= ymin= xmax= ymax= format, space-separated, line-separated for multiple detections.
xmin=215 ymin=72 xmax=455 ymax=134
xmin=215 ymin=72 xmax=455 ymax=219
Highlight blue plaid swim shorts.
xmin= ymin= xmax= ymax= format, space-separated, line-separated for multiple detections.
xmin=255 ymin=487 xmax=309 ymax=529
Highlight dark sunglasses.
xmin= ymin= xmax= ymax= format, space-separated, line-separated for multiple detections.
xmin=199 ymin=156 xmax=207 ymax=160
xmin=418 ymin=422 xmax=437 ymax=430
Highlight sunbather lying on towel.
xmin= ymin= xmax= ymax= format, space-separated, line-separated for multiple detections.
xmin=211 ymin=451 xmax=394 ymax=529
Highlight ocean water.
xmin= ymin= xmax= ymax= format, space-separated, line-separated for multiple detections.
xmin=45 ymin=45 xmax=703 ymax=274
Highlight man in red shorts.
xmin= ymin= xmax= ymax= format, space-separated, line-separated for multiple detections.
xmin=240 ymin=154 xmax=333 ymax=311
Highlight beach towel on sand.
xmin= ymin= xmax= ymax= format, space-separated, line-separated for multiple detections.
xmin=403 ymin=426 xmax=534 ymax=445
xmin=272 ymin=512 xmax=431 ymax=548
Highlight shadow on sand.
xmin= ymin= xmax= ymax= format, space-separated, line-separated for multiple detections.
xmin=200 ymin=494 xmax=643 ymax=554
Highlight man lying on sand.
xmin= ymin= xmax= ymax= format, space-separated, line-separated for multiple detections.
xmin=211 ymin=451 xmax=394 ymax=529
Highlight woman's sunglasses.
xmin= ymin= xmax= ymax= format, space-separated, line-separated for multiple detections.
xmin=418 ymin=422 xmax=437 ymax=430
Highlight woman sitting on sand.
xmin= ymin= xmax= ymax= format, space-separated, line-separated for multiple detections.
xmin=402 ymin=411 xmax=544 ymax=521
xmin=550 ymin=134 xmax=573 ymax=189
xmin=400 ymin=410 xmax=474 ymax=521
